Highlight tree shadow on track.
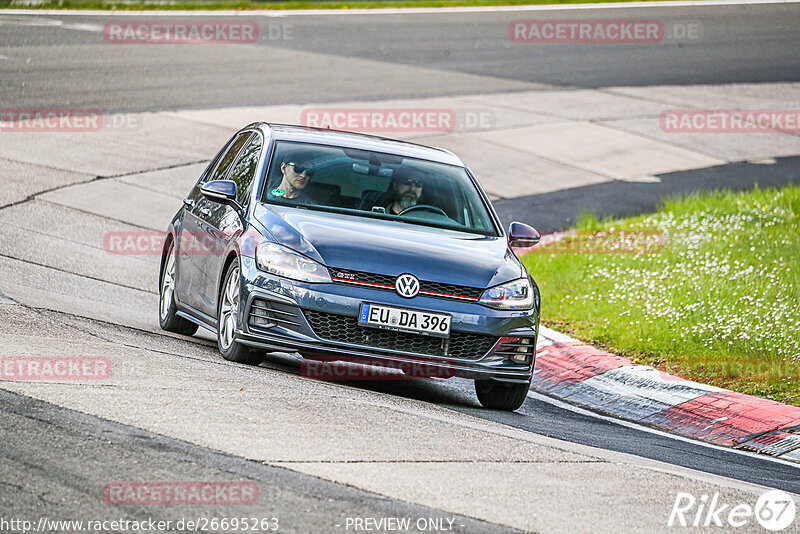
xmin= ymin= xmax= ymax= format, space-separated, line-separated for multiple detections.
xmin=494 ymin=155 xmax=800 ymax=231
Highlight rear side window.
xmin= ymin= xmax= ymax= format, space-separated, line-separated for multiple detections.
xmin=227 ymin=133 xmax=263 ymax=207
xmin=206 ymin=132 xmax=251 ymax=183
xmin=197 ymin=144 xmax=227 ymax=185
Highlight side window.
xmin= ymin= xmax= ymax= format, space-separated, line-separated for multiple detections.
xmin=197 ymin=136 xmax=231 ymax=186
xmin=228 ymin=133 xmax=263 ymax=207
xmin=206 ymin=132 xmax=251 ymax=183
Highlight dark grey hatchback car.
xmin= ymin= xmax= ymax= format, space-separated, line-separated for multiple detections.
xmin=159 ymin=124 xmax=541 ymax=411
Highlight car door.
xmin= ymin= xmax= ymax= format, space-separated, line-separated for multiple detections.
xmin=194 ymin=131 xmax=264 ymax=319
xmin=173 ymin=137 xmax=229 ymax=307
xmin=177 ymin=131 xmax=252 ymax=316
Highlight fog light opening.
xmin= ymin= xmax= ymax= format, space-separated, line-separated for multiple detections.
xmin=511 ymin=353 xmax=529 ymax=364
xmin=497 ymin=337 xmax=533 ymax=365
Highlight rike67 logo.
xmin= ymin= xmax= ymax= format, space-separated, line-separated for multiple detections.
xmin=668 ymin=490 xmax=796 ymax=530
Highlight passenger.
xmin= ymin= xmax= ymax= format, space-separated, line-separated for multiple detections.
xmin=267 ymin=151 xmax=315 ymax=204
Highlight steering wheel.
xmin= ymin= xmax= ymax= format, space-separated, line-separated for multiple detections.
xmin=398 ymin=204 xmax=448 ymax=217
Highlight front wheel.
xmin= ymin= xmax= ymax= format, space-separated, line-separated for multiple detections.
xmin=475 ymin=379 xmax=530 ymax=411
xmin=217 ymin=260 xmax=262 ymax=365
xmin=159 ymin=239 xmax=198 ymax=336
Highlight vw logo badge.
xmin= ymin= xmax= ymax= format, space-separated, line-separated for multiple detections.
xmin=395 ymin=274 xmax=420 ymax=298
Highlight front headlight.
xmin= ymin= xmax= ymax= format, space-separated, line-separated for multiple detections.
xmin=479 ymin=278 xmax=533 ymax=310
xmin=255 ymin=243 xmax=331 ymax=283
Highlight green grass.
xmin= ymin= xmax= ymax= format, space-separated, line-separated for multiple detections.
xmin=0 ymin=0 xmax=676 ymax=11
xmin=522 ymin=184 xmax=800 ymax=406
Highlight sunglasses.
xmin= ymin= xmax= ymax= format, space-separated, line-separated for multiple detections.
xmin=398 ymin=178 xmax=424 ymax=187
xmin=287 ymin=162 xmax=314 ymax=176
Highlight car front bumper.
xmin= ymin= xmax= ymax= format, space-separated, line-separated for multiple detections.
xmin=235 ymin=256 xmax=539 ymax=383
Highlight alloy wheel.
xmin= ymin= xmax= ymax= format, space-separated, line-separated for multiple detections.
xmin=219 ymin=266 xmax=240 ymax=350
xmin=160 ymin=246 xmax=176 ymax=321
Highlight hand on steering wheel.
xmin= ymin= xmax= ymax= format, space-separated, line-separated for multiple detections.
xmin=398 ymin=204 xmax=448 ymax=217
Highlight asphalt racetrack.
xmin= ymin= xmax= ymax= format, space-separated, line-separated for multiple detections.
xmin=2 ymin=2 xmax=800 ymax=532
xmin=1 ymin=3 xmax=799 ymax=111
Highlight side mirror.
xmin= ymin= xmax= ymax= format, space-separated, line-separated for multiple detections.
xmin=508 ymin=221 xmax=540 ymax=249
xmin=201 ymin=180 xmax=238 ymax=204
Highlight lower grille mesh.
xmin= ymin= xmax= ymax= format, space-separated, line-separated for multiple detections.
xmin=303 ymin=310 xmax=497 ymax=360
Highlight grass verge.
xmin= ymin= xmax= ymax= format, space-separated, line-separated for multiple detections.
xmin=522 ymin=184 xmax=800 ymax=406
xmin=0 ymin=0 xmax=676 ymax=11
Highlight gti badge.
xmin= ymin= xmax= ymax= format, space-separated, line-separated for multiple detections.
xmin=395 ymin=274 xmax=420 ymax=298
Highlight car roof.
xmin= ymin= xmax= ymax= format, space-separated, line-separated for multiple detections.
xmin=247 ymin=123 xmax=465 ymax=167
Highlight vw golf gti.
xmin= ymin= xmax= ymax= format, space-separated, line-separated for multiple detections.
xmin=159 ymin=124 xmax=541 ymax=411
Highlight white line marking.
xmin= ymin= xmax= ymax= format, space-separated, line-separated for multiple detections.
xmin=0 ymin=16 xmax=62 ymax=26
xmin=2 ymin=0 xmax=799 ymax=17
xmin=526 ymin=389 xmax=800 ymax=470
xmin=0 ymin=16 xmax=103 ymax=32
xmin=61 ymin=22 xmax=104 ymax=32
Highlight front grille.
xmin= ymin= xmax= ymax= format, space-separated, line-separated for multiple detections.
xmin=421 ymin=280 xmax=483 ymax=300
xmin=303 ymin=310 xmax=498 ymax=360
xmin=331 ymin=269 xmax=395 ymax=287
xmin=249 ymin=298 xmax=302 ymax=330
xmin=330 ymin=268 xmax=483 ymax=302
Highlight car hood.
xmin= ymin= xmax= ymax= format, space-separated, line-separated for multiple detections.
xmin=252 ymin=204 xmax=525 ymax=289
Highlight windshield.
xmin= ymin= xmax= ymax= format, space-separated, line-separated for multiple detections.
xmin=260 ymin=141 xmax=498 ymax=236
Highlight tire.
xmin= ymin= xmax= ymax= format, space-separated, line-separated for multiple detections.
xmin=159 ymin=239 xmax=199 ymax=336
xmin=217 ymin=259 xmax=262 ymax=365
xmin=474 ymin=379 xmax=531 ymax=411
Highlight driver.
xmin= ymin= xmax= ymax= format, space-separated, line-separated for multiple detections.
xmin=266 ymin=150 xmax=315 ymax=204
xmin=388 ymin=172 xmax=425 ymax=215
xmin=359 ymin=170 xmax=425 ymax=215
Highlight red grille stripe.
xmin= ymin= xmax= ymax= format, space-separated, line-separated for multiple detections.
xmin=333 ymin=277 xmax=480 ymax=301
xmin=332 ymin=278 xmax=394 ymax=290
xmin=419 ymin=290 xmax=479 ymax=302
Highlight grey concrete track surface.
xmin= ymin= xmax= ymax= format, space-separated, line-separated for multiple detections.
xmin=1 ymin=4 xmax=800 ymax=533
xmin=0 ymin=117 xmax=797 ymax=531
xmin=1 ymin=3 xmax=799 ymax=112
xmin=0 ymin=389 xmax=519 ymax=534
xmin=0 ymin=288 xmax=792 ymax=533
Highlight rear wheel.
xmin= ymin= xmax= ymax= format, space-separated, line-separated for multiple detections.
xmin=159 ymin=240 xmax=198 ymax=336
xmin=475 ymin=379 xmax=530 ymax=411
xmin=217 ymin=260 xmax=262 ymax=365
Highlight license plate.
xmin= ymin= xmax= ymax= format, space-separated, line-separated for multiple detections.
xmin=358 ymin=303 xmax=451 ymax=338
